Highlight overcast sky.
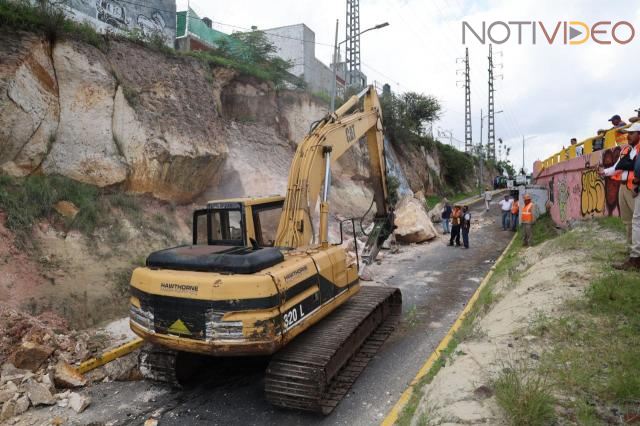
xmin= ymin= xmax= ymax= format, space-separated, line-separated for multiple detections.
xmin=178 ymin=0 xmax=640 ymax=173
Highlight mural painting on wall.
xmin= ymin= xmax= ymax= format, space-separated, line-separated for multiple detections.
xmin=580 ymin=169 xmax=605 ymax=216
xmin=601 ymin=146 xmax=622 ymax=216
xmin=67 ymin=0 xmax=174 ymax=40
xmin=557 ymin=177 xmax=570 ymax=222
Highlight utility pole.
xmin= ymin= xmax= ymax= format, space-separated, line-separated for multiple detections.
xmin=346 ymin=0 xmax=361 ymax=87
xmin=330 ymin=19 xmax=339 ymax=112
xmin=456 ymin=48 xmax=473 ymax=153
xmin=480 ymin=107 xmax=483 ymax=148
xmin=487 ymin=44 xmax=496 ymax=161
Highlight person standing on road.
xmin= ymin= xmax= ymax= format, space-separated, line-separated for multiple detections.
xmin=510 ymin=195 xmax=520 ymax=232
xmin=521 ymin=194 xmax=535 ymax=246
xmin=498 ymin=195 xmax=513 ymax=230
xmin=612 ymin=122 xmax=640 ymax=271
xmin=441 ymin=199 xmax=452 ymax=235
xmin=461 ymin=205 xmax=471 ymax=249
xmin=484 ymin=187 xmax=492 ymax=211
xmin=449 ymin=205 xmax=462 ymax=247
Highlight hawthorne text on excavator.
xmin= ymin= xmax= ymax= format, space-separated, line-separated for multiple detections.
xmin=128 ymin=85 xmax=402 ymax=414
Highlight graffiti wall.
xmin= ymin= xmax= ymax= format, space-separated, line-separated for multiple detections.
xmin=533 ymin=147 xmax=621 ymax=227
xmin=51 ymin=0 xmax=176 ymax=46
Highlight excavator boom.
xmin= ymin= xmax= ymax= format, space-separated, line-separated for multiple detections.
xmin=275 ymin=86 xmax=391 ymax=251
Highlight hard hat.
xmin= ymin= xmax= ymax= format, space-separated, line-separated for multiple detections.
xmin=524 ymin=194 xmax=531 ymax=200
xmin=620 ymin=122 xmax=640 ymax=133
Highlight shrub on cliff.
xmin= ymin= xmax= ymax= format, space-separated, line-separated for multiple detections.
xmin=381 ymin=91 xmax=441 ymax=147
xmin=0 ymin=0 xmax=104 ymax=48
xmin=435 ymin=142 xmax=474 ymax=191
xmin=215 ymin=29 xmax=294 ymax=87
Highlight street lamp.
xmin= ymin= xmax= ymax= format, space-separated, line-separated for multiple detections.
xmin=521 ymin=135 xmax=537 ymax=174
xmin=479 ymin=109 xmax=503 ymax=149
xmin=330 ymin=21 xmax=390 ymax=112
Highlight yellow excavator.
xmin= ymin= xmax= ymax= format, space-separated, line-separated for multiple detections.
xmin=128 ymin=86 xmax=401 ymax=414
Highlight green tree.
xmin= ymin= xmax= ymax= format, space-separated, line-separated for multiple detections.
xmin=381 ymin=91 xmax=441 ymax=146
xmin=216 ymin=29 xmax=293 ymax=86
xmin=395 ymin=92 xmax=441 ymax=135
xmin=496 ymin=160 xmax=516 ymax=177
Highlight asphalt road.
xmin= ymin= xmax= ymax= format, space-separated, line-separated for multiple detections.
xmin=24 ymin=199 xmax=513 ymax=426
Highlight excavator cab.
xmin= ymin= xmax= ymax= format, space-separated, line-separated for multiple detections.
xmin=141 ymin=196 xmax=287 ymax=276
xmin=191 ymin=196 xmax=285 ymax=248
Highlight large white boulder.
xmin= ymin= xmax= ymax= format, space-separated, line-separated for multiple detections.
xmin=394 ymin=195 xmax=439 ymax=243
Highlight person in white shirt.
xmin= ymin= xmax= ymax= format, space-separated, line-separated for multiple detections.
xmin=498 ymin=195 xmax=513 ymax=231
xmin=483 ymin=188 xmax=492 ymax=211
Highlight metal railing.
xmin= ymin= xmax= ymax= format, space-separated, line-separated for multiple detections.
xmin=539 ymin=125 xmax=629 ymax=170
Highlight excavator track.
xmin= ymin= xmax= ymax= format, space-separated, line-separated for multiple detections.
xmin=138 ymin=344 xmax=182 ymax=387
xmin=138 ymin=344 xmax=204 ymax=387
xmin=264 ymin=285 xmax=402 ymax=415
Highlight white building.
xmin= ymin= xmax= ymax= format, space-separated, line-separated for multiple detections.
xmin=263 ymin=24 xmax=361 ymax=97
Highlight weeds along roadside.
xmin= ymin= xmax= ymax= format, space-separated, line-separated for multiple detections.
xmin=396 ymin=215 xmax=638 ymax=426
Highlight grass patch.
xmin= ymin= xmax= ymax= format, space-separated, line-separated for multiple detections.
xmin=0 ymin=174 xmax=106 ymax=244
xmin=537 ymin=270 xmax=640 ymax=422
xmin=0 ymin=175 xmax=175 ymax=248
xmin=595 ymin=215 xmax=625 ymax=234
xmin=0 ymin=0 xmax=105 ymax=48
xmin=529 ymin=213 xmax=557 ymax=246
xmin=493 ymin=360 xmax=556 ymax=425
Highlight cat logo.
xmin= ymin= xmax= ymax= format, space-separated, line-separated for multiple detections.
xmin=168 ymin=319 xmax=191 ymax=336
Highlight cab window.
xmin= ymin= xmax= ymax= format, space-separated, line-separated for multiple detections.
xmin=192 ymin=208 xmax=244 ymax=245
xmin=211 ymin=210 xmax=242 ymax=242
xmin=252 ymin=203 xmax=283 ymax=247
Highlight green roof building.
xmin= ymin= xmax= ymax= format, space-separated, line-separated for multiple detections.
xmin=175 ymin=8 xmax=242 ymax=53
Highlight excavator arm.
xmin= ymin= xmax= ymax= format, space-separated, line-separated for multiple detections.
xmin=274 ymin=86 xmax=392 ymax=260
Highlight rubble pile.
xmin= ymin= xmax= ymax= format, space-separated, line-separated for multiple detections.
xmin=0 ymin=305 xmax=138 ymax=422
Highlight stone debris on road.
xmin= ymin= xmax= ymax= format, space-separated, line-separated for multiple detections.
xmin=0 ymin=304 xmax=142 ymax=423
xmin=68 ymin=392 xmax=91 ymax=413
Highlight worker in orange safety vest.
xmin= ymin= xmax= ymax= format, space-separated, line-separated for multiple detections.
xmin=521 ymin=194 xmax=535 ymax=246
xmin=510 ymin=196 xmax=520 ymax=232
xmin=611 ymin=121 xmax=640 ymax=271
xmin=599 ymin=126 xmax=640 ymax=247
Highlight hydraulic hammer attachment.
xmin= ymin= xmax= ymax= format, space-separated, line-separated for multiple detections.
xmin=361 ymin=211 xmax=395 ymax=265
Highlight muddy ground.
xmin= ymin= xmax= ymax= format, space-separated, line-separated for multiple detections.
xmin=14 ymin=198 xmax=513 ymax=426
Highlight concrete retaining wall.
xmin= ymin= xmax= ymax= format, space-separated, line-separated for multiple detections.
xmin=533 ymin=146 xmax=623 ymax=227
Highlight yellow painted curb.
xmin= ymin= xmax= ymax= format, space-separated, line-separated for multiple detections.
xmin=76 ymin=337 xmax=144 ymax=374
xmin=381 ymin=233 xmax=518 ymax=426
